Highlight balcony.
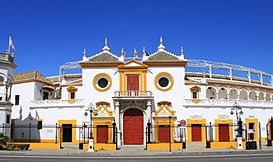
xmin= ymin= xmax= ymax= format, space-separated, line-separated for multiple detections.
xmin=184 ymin=99 xmax=273 ymax=109
xmin=29 ymin=99 xmax=85 ymax=109
xmin=0 ymin=52 xmax=14 ymax=63
xmin=113 ymin=90 xmax=153 ymax=100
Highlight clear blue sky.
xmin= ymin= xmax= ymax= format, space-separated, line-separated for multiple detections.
xmin=0 ymin=0 xmax=273 ymax=77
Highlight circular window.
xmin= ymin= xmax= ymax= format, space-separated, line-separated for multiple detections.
xmin=158 ymin=77 xmax=169 ymax=87
xmin=98 ymin=78 xmax=108 ymax=88
xmin=93 ymin=73 xmax=112 ymax=92
xmin=154 ymin=72 xmax=174 ymax=91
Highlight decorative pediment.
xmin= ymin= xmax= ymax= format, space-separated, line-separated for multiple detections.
xmin=190 ymin=86 xmax=201 ymax=92
xmin=67 ymin=86 xmax=78 ymax=92
xmin=93 ymin=101 xmax=113 ymax=117
xmin=118 ymin=59 xmax=148 ymax=69
xmin=154 ymin=101 xmax=175 ymax=116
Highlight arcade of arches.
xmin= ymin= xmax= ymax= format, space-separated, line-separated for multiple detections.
xmin=206 ymin=86 xmax=273 ymax=101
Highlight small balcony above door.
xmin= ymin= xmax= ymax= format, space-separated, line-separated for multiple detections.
xmin=113 ymin=90 xmax=153 ymax=100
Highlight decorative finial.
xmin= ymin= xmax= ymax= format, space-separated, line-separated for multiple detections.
xmin=158 ymin=36 xmax=165 ymax=51
xmin=121 ymin=48 xmax=124 ymax=55
xmin=160 ymin=36 xmax=163 ymax=44
xmin=181 ymin=47 xmax=184 ymax=55
xmin=105 ymin=38 xmax=108 ymax=46
xmin=102 ymin=38 xmax=110 ymax=52
xmin=143 ymin=47 xmax=146 ymax=56
xmin=83 ymin=48 xmax=86 ymax=56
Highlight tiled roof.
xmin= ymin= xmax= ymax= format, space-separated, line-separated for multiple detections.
xmin=146 ymin=51 xmax=179 ymax=61
xmin=88 ymin=52 xmax=120 ymax=62
xmin=13 ymin=71 xmax=51 ymax=84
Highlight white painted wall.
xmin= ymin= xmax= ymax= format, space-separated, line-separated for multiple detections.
xmin=82 ymin=67 xmax=119 ymax=107
xmin=147 ymin=66 xmax=185 ymax=121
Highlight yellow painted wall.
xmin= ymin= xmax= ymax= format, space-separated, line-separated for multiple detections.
xmin=187 ymin=119 xmax=206 ymax=142
xmin=214 ymin=119 xmax=234 ymax=142
xmin=83 ymin=143 xmax=116 ymax=151
xmin=147 ymin=143 xmax=183 ymax=151
xmin=9 ymin=142 xmax=60 ymax=150
xmin=211 ymin=142 xmax=245 ymax=149
xmin=58 ymin=119 xmax=77 ymax=144
xmin=245 ymin=118 xmax=258 ymax=141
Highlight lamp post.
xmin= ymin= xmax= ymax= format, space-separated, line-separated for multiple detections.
xmin=230 ymin=101 xmax=244 ymax=149
xmin=85 ymin=102 xmax=95 ymax=152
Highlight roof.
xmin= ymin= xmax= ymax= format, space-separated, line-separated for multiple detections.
xmin=13 ymin=71 xmax=51 ymax=84
xmin=89 ymin=52 xmax=120 ymax=62
xmin=146 ymin=51 xmax=179 ymax=61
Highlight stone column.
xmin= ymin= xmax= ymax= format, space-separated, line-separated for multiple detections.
xmin=146 ymin=100 xmax=152 ymax=121
xmin=144 ymin=100 xmax=152 ymax=145
xmin=114 ymin=101 xmax=121 ymax=147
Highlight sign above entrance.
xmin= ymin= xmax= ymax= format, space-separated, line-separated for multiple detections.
xmin=179 ymin=119 xmax=186 ymax=126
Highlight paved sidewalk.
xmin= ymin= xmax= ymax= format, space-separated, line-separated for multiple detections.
xmin=1 ymin=147 xmax=273 ymax=157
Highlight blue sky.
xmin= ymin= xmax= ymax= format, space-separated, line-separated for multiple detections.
xmin=0 ymin=0 xmax=273 ymax=77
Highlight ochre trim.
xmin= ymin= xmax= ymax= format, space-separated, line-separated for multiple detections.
xmin=153 ymin=118 xmax=176 ymax=143
xmin=67 ymin=86 xmax=77 ymax=102
xmin=144 ymin=61 xmax=187 ymax=67
xmin=94 ymin=102 xmax=113 ymax=116
xmin=96 ymin=101 xmax=110 ymax=106
xmin=119 ymin=71 xmax=147 ymax=91
xmin=67 ymin=86 xmax=78 ymax=92
xmin=154 ymin=72 xmax=174 ymax=92
xmin=118 ymin=59 xmax=148 ymax=69
xmin=157 ymin=101 xmax=171 ymax=106
xmin=93 ymin=118 xmax=113 ymax=144
xmin=190 ymin=86 xmax=201 ymax=92
xmin=154 ymin=102 xmax=175 ymax=116
xmin=93 ymin=73 xmax=112 ymax=92
xmin=58 ymin=120 xmax=77 ymax=144
xmin=186 ymin=119 xmax=206 ymax=142
xmin=192 ymin=99 xmax=200 ymax=104
xmin=214 ymin=119 xmax=233 ymax=142
xmin=245 ymin=118 xmax=259 ymax=141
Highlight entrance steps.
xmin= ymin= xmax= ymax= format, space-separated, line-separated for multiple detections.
xmin=61 ymin=143 xmax=79 ymax=150
xmin=119 ymin=145 xmax=146 ymax=151
xmin=186 ymin=142 xmax=206 ymax=150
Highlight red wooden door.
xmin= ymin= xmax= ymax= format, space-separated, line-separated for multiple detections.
xmin=97 ymin=125 xmax=108 ymax=143
xmin=127 ymin=75 xmax=139 ymax=91
xmin=123 ymin=109 xmax=143 ymax=145
xmin=219 ymin=124 xmax=230 ymax=142
xmin=192 ymin=124 xmax=202 ymax=141
xmin=159 ymin=125 xmax=170 ymax=143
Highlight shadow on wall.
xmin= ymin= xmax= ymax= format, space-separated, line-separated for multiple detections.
xmin=11 ymin=106 xmax=41 ymax=142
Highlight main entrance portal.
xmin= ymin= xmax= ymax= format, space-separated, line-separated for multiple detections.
xmin=123 ymin=108 xmax=144 ymax=145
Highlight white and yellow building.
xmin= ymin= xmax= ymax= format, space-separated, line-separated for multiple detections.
xmin=2 ymin=38 xmax=273 ymax=150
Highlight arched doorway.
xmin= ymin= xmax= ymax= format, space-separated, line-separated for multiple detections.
xmin=123 ymin=108 xmax=144 ymax=145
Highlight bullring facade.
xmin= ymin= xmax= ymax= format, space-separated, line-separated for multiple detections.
xmin=1 ymin=38 xmax=273 ymax=150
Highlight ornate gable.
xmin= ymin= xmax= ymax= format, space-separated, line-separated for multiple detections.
xmin=118 ymin=59 xmax=148 ymax=70
xmin=93 ymin=101 xmax=113 ymax=117
xmin=154 ymin=101 xmax=175 ymax=116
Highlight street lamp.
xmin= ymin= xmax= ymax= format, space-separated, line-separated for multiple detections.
xmin=230 ymin=101 xmax=244 ymax=149
xmin=85 ymin=102 xmax=95 ymax=152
